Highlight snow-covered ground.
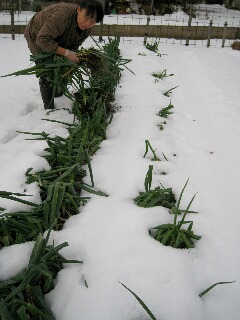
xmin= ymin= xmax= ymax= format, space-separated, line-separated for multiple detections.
xmin=0 ymin=5 xmax=240 ymax=320
xmin=0 ymin=4 xmax=240 ymax=27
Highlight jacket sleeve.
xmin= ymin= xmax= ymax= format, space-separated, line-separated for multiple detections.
xmin=36 ymin=11 xmax=71 ymax=52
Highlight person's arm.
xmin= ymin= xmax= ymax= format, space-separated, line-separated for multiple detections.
xmin=36 ymin=9 xmax=79 ymax=63
xmin=55 ymin=46 xmax=79 ymax=63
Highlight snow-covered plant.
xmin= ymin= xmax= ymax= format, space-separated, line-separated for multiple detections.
xmin=0 ymin=232 xmax=81 ymax=319
xmin=143 ymin=140 xmax=160 ymax=161
xmin=152 ymin=69 xmax=174 ymax=81
xmin=163 ymin=86 xmax=178 ymax=97
xmin=158 ymin=101 xmax=174 ymax=118
xmin=134 ymin=165 xmax=176 ymax=209
xmin=149 ymin=179 xmax=201 ymax=249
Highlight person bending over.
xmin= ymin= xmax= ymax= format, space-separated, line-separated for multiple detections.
xmin=24 ymin=0 xmax=104 ymax=109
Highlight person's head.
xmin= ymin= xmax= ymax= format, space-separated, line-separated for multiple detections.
xmin=76 ymin=0 xmax=104 ymax=30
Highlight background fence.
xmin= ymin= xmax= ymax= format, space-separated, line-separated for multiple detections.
xmin=0 ymin=5 xmax=239 ymax=47
xmin=0 ymin=20 xmax=239 ymax=46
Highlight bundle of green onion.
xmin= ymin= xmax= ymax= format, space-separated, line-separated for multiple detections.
xmin=2 ymin=47 xmax=111 ymax=100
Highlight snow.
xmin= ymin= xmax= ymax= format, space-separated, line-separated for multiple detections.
xmin=0 ymin=5 xmax=240 ymax=320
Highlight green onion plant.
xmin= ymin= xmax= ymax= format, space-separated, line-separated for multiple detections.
xmin=134 ymin=165 xmax=176 ymax=209
xmin=120 ymin=282 xmax=157 ymax=320
xmin=149 ymin=179 xmax=201 ymax=249
xmin=158 ymin=101 xmax=174 ymax=118
xmin=0 ymin=35 xmax=128 ymax=318
xmin=152 ymin=69 xmax=174 ymax=81
xmin=163 ymin=86 xmax=178 ymax=97
xmin=199 ymin=281 xmax=235 ymax=297
xmin=0 ymin=232 xmax=82 ymax=319
xmin=144 ymin=140 xmax=160 ymax=161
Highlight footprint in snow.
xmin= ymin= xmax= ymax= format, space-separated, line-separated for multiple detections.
xmin=22 ymin=102 xmax=40 ymax=115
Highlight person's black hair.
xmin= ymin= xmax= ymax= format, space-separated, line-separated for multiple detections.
xmin=76 ymin=0 xmax=104 ymax=23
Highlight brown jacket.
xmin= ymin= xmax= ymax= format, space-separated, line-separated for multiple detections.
xmin=24 ymin=2 xmax=91 ymax=54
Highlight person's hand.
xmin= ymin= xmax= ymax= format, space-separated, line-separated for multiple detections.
xmin=64 ymin=49 xmax=79 ymax=64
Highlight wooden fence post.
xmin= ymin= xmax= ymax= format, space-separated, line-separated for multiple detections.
xmin=236 ymin=27 xmax=240 ymax=39
xmin=98 ymin=0 xmax=105 ymax=42
xmin=99 ymin=19 xmax=103 ymax=42
xmin=185 ymin=15 xmax=192 ymax=46
xmin=207 ymin=19 xmax=213 ymax=48
xmin=144 ymin=16 xmax=150 ymax=45
xmin=222 ymin=21 xmax=227 ymax=48
xmin=10 ymin=5 xmax=15 ymax=40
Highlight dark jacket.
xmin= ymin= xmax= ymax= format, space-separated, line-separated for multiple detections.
xmin=24 ymin=2 xmax=91 ymax=54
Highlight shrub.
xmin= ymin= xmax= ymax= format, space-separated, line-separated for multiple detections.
xmin=231 ymin=41 xmax=240 ymax=51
